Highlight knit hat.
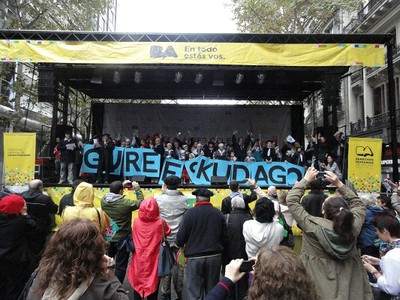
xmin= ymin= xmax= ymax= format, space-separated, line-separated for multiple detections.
xmin=0 ymin=194 xmax=25 ymax=215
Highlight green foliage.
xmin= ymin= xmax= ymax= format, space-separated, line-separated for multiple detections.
xmin=1 ymin=0 xmax=112 ymax=30
xmin=229 ymin=0 xmax=362 ymax=33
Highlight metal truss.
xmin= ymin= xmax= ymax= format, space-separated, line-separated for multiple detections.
xmin=0 ymin=30 xmax=393 ymax=44
xmin=90 ymin=98 xmax=303 ymax=106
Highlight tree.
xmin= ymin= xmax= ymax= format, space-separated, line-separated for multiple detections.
xmin=229 ymin=0 xmax=362 ymax=33
xmin=0 ymin=0 xmax=112 ymax=31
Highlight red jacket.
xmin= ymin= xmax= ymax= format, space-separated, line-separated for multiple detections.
xmin=127 ymin=197 xmax=171 ymax=297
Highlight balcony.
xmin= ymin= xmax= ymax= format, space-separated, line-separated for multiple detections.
xmin=350 ymin=69 xmax=362 ymax=84
xmin=345 ymin=0 xmax=396 ymax=33
xmin=350 ymin=108 xmax=400 ymax=135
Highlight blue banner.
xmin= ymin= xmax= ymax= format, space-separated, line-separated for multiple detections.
xmin=229 ymin=162 xmax=251 ymax=185
xmin=124 ymin=148 xmax=161 ymax=177
xmin=81 ymin=146 xmax=305 ymax=186
xmin=81 ymin=145 xmax=124 ymax=175
xmin=250 ymin=162 xmax=305 ymax=187
xmin=158 ymin=158 xmax=185 ymax=184
xmin=212 ymin=159 xmax=232 ymax=178
xmin=185 ymin=156 xmax=214 ymax=185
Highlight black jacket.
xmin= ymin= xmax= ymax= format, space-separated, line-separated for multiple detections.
xmin=176 ymin=203 xmax=226 ymax=258
xmin=0 ymin=213 xmax=36 ymax=263
xmin=21 ymin=189 xmax=58 ymax=231
xmin=232 ymin=134 xmax=251 ymax=162
xmin=221 ymin=187 xmax=257 ymax=215
xmin=222 ymin=208 xmax=252 ymax=265
xmin=262 ymin=147 xmax=277 ymax=162
xmin=301 ymin=190 xmax=328 ymax=218
xmin=57 ymin=138 xmax=78 ymax=163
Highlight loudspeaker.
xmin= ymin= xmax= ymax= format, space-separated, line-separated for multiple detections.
xmin=131 ymin=175 xmax=146 ymax=183
xmin=323 ymin=73 xmax=341 ymax=105
xmin=38 ymin=68 xmax=55 ymax=102
xmin=211 ymin=176 xmax=228 ymax=185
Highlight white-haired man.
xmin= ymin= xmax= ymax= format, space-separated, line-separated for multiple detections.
xmin=222 ymin=196 xmax=252 ymax=300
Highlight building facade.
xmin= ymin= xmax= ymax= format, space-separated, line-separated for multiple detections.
xmin=304 ymin=0 xmax=400 ymax=177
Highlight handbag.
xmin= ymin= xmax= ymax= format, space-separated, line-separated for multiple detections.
xmin=95 ymin=208 xmax=119 ymax=241
xmin=118 ymin=233 xmax=135 ymax=253
xmin=158 ymin=220 xmax=175 ymax=277
xmin=278 ymin=211 xmax=295 ymax=249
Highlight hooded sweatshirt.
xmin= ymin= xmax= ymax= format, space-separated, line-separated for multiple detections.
xmin=101 ymin=187 xmax=143 ymax=242
xmin=127 ymin=197 xmax=171 ymax=298
xmin=62 ymin=182 xmax=109 ymax=232
xmin=243 ymin=219 xmax=284 ymax=258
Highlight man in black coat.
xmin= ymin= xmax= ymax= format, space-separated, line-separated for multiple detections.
xmin=232 ymin=131 xmax=251 ymax=162
xmin=21 ymin=179 xmax=58 ymax=271
xmin=177 ymin=188 xmax=226 ymax=299
xmin=221 ymin=180 xmax=258 ymax=215
xmin=222 ymin=196 xmax=252 ymax=300
xmin=96 ymin=133 xmax=115 ymax=183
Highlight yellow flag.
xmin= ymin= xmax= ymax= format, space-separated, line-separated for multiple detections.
xmin=348 ymin=137 xmax=382 ymax=193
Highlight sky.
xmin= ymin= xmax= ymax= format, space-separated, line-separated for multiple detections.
xmin=116 ymin=0 xmax=237 ymax=33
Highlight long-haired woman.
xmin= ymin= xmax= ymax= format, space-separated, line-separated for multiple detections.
xmin=286 ymin=168 xmax=372 ymax=300
xmin=205 ymin=245 xmax=318 ymax=300
xmin=27 ymin=218 xmax=128 ymax=299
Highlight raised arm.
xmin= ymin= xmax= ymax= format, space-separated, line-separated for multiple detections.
xmin=324 ymin=171 xmax=365 ymax=234
xmin=286 ymin=168 xmax=319 ymax=232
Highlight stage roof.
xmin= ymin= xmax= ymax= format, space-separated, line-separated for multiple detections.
xmin=0 ymin=30 xmax=393 ymax=101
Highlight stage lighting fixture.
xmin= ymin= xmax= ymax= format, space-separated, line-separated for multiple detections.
xmin=90 ymin=69 xmax=102 ymax=84
xmin=194 ymin=73 xmax=203 ymax=84
xmin=174 ymin=72 xmax=183 ymax=83
xmin=134 ymin=71 xmax=142 ymax=84
xmin=235 ymin=73 xmax=244 ymax=85
xmin=113 ymin=71 xmax=121 ymax=84
xmin=257 ymin=73 xmax=265 ymax=85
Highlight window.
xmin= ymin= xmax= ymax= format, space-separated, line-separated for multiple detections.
xmin=373 ymin=85 xmax=384 ymax=115
xmin=396 ymin=77 xmax=400 ymax=109
xmin=358 ymin=95 xmax=365 ymax=121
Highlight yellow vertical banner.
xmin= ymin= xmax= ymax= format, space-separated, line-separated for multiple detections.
xmin=348 ymin=137 xmax=382 ymax=193
xmin=3 ymin=133 xmax=36 ymax=186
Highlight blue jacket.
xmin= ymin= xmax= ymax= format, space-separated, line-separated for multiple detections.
xmin=357 ymin=205 xmax=382 ymax=248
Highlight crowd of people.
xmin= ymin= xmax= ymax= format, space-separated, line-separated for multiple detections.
xmin=54 ymin=129 xmax=345 ymax=184
xmin=2 ymin=166 xmax=400 ymax=299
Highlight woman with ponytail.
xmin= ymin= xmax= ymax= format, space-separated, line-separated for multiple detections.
xmin=287 ymin=168 xmax=373 ymax=300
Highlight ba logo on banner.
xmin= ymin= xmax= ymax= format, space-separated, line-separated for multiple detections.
xmin=150 ymin=46 xmax=178 ymax=59
xmin=356 ymin=146 xmax=374 ymax=157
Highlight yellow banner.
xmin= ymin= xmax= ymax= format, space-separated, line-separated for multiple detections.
xmin=0 ymin=40 xmax=384 ymax=67
xmin=3 ymin=133 xmax=36 ymax=186
xmin=348 ymin=137 xmax=382 ymax=193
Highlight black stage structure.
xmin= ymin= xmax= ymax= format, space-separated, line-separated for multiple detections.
xmin=0 ymin=30 xmax=398 ymax=182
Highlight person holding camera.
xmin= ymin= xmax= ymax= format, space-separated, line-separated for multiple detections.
xmin=287 ymin=168 xmax=373 ymax=300
xmin=205 ymin=245 xmax=318 ymax=300
xmin=101 ymin=180 xmax=144 ymax=283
